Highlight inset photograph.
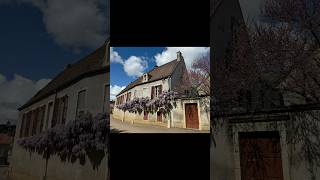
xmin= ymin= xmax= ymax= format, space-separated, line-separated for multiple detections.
xmin=110 ymin=47 xmax=210 ymax=133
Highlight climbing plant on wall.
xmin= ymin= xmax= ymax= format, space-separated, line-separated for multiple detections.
xmin=17 ymin=112 xmax=109 ymax=169
xmin=117 ymin=91 xmax=178 ymax=116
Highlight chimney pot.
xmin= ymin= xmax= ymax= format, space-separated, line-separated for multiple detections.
xmin=177 ymin=51 xmax=183 ymax=61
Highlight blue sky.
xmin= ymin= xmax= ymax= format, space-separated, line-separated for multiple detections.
xmin=0 ymin=5 xmax=92 ymax=81
xmin=110 ymin=47 xmax=165 ymax=86
xmin=110 ymin=47 xmax=210 ymax=100
xmin=0 ymin=0 xmax=108 ymax=124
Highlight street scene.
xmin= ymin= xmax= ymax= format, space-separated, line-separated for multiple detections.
xmin=110 ymin=47 xmax=210 ymax=133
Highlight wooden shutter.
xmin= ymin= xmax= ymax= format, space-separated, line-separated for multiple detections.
xmin=25 ymin=112 xmax=31 ymax=137
xmin=39 ymin=105 xmax=46 ymax=132
xmin=62 ymin=96 xmax=68 ymax=124
xmin=45 ymin=102 xmax=53 ymax=130
xmin=52 ymin=98 xmax=60 ymax=128
xmin=19 ymin=114 xmax=26 ymax=138
xmin=32 ymin=109 xmax=39 ymax=135
xmin=159 ymin=85 xmax=162 ymax=95
xmin=151 ymin=86 xmax=155 ymax=99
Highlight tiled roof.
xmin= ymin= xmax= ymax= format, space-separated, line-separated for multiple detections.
xmin=19 ymin=41 xmax=109 ymax=111
xmin=118 ymin=59 xmax=180 ymax=95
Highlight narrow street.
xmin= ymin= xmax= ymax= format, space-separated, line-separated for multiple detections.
xmin=110 ymin=116 xmax=210 ymax=133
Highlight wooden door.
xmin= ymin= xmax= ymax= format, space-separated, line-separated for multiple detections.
xmin=157 ymin=111 xmax=162 ymax=122
xmin=185 ymin=103 xmax=199 ymax=129
xmin=143 ymin=111 xmax=148 ymax=120
xmin=239 ymin=131 xmax=284 ymax=180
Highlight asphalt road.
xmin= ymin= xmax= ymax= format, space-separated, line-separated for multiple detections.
xmin=110 ymin=116 xmax=210 ymax=133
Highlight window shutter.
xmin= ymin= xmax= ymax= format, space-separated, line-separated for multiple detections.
xmin=52 ymin=98 xmax=60 ymax=128
xmin=25 ymin=112 xmax=31 ymax=137
xmin=62 ymin=96 xmax=68 ymax=124
xmin=159 ymin=85 xmax=162 ymax=95
xmin=151 ymin=86 xmax=155 ymax=99
xmin=39 ymin=105 xmax=46 ymax=132
xmin=32 ymin=109 xmax=38 ymax=135
xmin=19 ymin=114 xmax=26 ymax=138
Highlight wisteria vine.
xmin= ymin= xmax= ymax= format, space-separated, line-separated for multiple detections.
xmin=17 ymin=112 xmax=108 ymax=168
xmin=117 ymin=91 xmax=178 ymax=116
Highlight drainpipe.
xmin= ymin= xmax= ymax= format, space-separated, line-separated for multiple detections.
xmin=168 ymin=77 xmax=172 ymax=128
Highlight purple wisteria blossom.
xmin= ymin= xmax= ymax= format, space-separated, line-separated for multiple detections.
xmin=116 ymin=91 xmax=178 ymax=116
xmin=17 ymin=112 xmax=109 ymax=167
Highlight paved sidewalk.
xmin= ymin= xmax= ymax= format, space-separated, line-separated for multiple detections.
xmin=110 ymin=116 xmax=209 ymax=133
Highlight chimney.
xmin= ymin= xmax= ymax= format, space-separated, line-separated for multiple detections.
xmin=177 ymin=51 xmax=183 ymax=61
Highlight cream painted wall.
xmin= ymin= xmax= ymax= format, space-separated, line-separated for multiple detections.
xmin=117 ymin=78 xmax=170 ymax=101
xmin=11 ymin=72 xmax=109 ymax=180
xmin=113 ymin=97 xmax=210 ymax=131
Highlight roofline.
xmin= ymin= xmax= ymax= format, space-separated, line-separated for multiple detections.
xmin=116 ymin=58 xmax=182 ymax=97
xmin=116 ymin=75 xmax=171 ymax=97
xmin=18 ymin=66 xmax=109 ymax=111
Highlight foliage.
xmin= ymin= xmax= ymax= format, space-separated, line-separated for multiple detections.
xmin=17 ymin=112 xmax=108 ymax=169
xmin=188 ymin=53 xmax=210 ymax=96
xmin=117 ymin=91 xmax=178 ymax=116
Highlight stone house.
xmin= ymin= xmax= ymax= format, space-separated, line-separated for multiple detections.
xmin=112 ymin=51 xmax=210 ymax=131
xmin=211 ymin=0 xmax=320 ymax=180
xmin=9 ymin=40 xmax=110 ymax=180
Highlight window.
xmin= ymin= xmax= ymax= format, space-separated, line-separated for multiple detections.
xmin=143 ymin=73 xmax=149 ymax=82
xmin=60 ymin=96 xmax=68 ymax=124
xmin=76 ymin=90 xmax=86 ymax=116
xmin=151 ymin=85 xmax=162 ymax=99
xmin=143 ymin=88 xmax=148 ymax=97
xmin=52 ymin=95 xmax=68 ymax=127
xmin=45 ymin=102 xmax=53 ymax=130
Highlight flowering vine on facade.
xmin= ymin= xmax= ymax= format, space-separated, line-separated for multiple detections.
xmin=17 ymin=112 xmax=108 ymax=167
xmin=116 ymin=91 xmax=178 ymax=116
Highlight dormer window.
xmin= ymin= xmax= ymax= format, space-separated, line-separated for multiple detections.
xmin=143 ymin=73 xmax=149 ymax=82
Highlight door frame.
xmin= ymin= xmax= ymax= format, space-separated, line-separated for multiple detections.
xmin=232 ymin=122 xmax=290 ymax=180
xmin=183 ymin=101 xmax=201 ymax=129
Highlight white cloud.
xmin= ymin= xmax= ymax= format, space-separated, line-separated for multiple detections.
xmin=110 ymin=85 xmax=125 ymax=100
xmin=36 ymin=78 xmax=52 ymax=90
xmin=123 ymin=56 xmax=148 ymax=77
xmin=0 ymin=73 xmax=51 ymax=124
xmin=110 ymin=47 xmax=124 ymax=64
xmin=111 ymin=48 xmax=148 ymax=78
xmin=154 ymin=47 xmax=210 ymax=69
xmin=1 ymin=0 xmax=108 ymax=50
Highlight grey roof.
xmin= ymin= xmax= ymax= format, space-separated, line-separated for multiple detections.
xmin=19 ymin=41 xmax=110 ymax=111
xmin=118 ymin=59 xmax=181 ymax=96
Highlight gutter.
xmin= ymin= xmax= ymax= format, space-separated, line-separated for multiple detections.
xmin=168 ymin=77 xmax=172 ymax=128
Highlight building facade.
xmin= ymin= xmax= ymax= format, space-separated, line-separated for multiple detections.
xmin=211 ymin=0 xmax=320 ymax=180
xmin=112 ymin=52 xmax=210 ymax=130
xmin=9 ymin=41 xmax=110 ymax=180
